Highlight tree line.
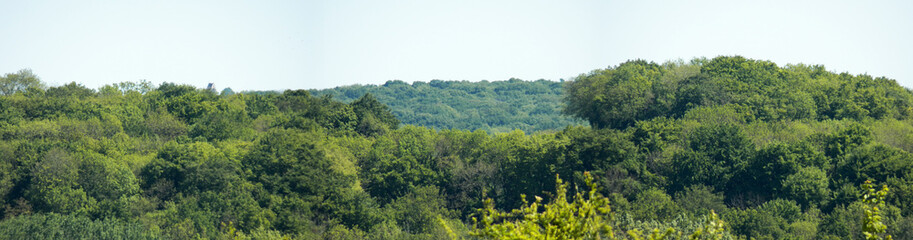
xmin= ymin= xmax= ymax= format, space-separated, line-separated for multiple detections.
xmin=0 ymin=56 xmax=910 ymax=239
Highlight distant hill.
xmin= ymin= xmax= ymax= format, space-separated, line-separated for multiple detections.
xmin=310 ymin=79 xmax=584 ymax=133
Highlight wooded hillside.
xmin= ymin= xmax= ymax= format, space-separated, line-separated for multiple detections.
xmin=311 ymin=79 xmax=584 ymax=133
xmin=0 ymin=56 xmax=910 ymax=239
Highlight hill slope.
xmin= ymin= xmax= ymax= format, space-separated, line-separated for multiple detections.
xmin=311 ymin=79 xmax=584 ymax=133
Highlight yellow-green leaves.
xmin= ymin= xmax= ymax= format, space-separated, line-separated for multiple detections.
xmin=862 ymin=180 xmax=892 ymax=240
xmin=471 ymin=172 xmax=614 ymax=239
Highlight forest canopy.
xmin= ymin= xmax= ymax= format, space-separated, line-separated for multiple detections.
xmin=565 ymin=57 xmax=913 ymax=129
xmin=0 ymin=56 xmax=911 ymax=239
xmin=311 ymin=78 xmax=585 ymax=133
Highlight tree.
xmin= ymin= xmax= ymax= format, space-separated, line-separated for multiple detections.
xmin=26 ymin=148 xmax=90 ymax=214
xmin=99 ymin=80 xmax=155 ymax=96
xmin=139 ymin=141 xmax=222 ymax=200
xmin=78 ymin=153 xmax=140 ymax=218
xmin=142 ymin=110 xmax=189 ymax=139
xmin=672 ymin=124 xmax=754 ymax=193
xmin=189 ymin=96 xmax=254 ymax=141
xmin=751 ymin=141 xmax=828 ymax=197
xmin=220 ymin=88 xmax=235 ymax=96
xmin=836 ymin=143 xmax=913 ymax=187
xmin=277 ymin=90 xmax=358 ymax=132
xmin=631 ymin=117 xmax=681 ymax=153
xmin=386 ymin=185 xmax=454 ymax=234
xmin=564 ymin=60 xmax=664 ymax=129
xmin=725 ymin=208 xmax=787 ymax=239
xmin=472 ymin=172 xmax=730 ymax=239
xmin=822 ymin=123 xmax=874 ymax=159
xmin=781 ymin=166 xmax=830 ymax=208
xmin=351 ymin=93 xmax=399 ymax=136
xmin=148 ymin=82 xmax=215 ymax=122
xmin=358 ymin=126 xmax=443 ymax=203
xmin=675 ymin=185 xmax=728 ymax=217
xmin=471 ymin=173 xmax=618 ymax=239
xmin=0 ymin=142 xmax=20 ymax=218
xmin=243 ymin=128 xmax=355 ymax=197
xmin=862 ymin=180 xmax=893 ymax=240
xmin=632 ymin=188 xmax=681 ymax=221
xmin=46 ymin=82 xmax=95 ymax=99
xmin=0 ymin=69 xmax=45 ymax=96
xmin=0 ymin=213 xmax=159 ymax=239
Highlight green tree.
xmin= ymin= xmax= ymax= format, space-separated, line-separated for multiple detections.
xmin=189 ymin=96 xmax=254 ymax=141
xmin=0 ymin=213 xmax=160 ymax=239
xmin=471 ymin=173 xmax=619 ymax=239
xmin=277 ymin=90 xmax=357 ymax=132
xmin=149 ymin=83 xmax=214 ymax=122
xmin=220 ymin=88 xmax=235 ymax=96
xmin=47 ymin=82 xmax=95 ymax=99
xmin=564 ymin=60 xmax=664 ymax=129
xmin=351 ymin=93 xmax=400 ymax=136
xmin=0 ymin=69 xmax=45 ymax=96
xmin=821 ymin=123 xmax=874 ymax=159
xmin=725 ymin=208 xmax=786 ymax=240
xmin=862 ymin=180 xmax=893 ymax=240
xmin=386 ymin=185 xmax=454 ymax=234
xmin=26 ymin=148 xmax=90 ymax=214
xmin=781 ymin=166 xmax=830 ymax=208
xmin=358 ymin=126 xmax=444 ymax=203
xmin=672 ymin=124 xmax=754 ymax=193
xmin=139 ymin=141 xmax=223 ymax=201
xmin=751 ymin=141 xmax=828 ymax=197
xmin=142 ymin=110 xmax=189 ymax=139
xmin=78 ymin=153 xmax=141 ymax=218
xmin=243 ymin=128 xmax=354 ymax=197
xmin=472 ymin=172 xmax=730 ymax=240
xmin=631 ymin=117 xmax=680 ymax=153
xmin=675 ymin=185 xmax=728 ymax=217
xmin=632 ymin=188 xmax=681 ymax=221
xmin=79 ymin=154 xmax=140 ymax=201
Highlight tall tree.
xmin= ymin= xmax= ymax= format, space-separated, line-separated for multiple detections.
xmin=0 ymin=69 xmax=45 ymax=96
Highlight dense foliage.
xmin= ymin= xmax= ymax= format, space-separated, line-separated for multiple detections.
xmin=565 ymin=57 xmax=913 ymax=129
xmin=311 ymin=79 xmax=585 ymax=133
xmin=0 ymin=56 xmax=910 ymax=239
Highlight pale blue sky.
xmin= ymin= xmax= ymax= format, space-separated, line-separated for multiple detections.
xmin=1 ymin=0 xmax=911 ymax=91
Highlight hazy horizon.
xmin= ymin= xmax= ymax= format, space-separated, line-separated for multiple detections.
xmin=2 ymin=0 xmax=911 ymax=91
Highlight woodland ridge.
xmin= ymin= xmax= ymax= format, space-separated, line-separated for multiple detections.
xmin=0 ymin=56 xmax=910 ymax=239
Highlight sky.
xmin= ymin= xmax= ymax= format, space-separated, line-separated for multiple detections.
xmin=1 ymin=0 xmax=911 ymax=91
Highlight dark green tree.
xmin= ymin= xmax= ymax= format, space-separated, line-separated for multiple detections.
xmin=46 ymin=82 xmax=95 ymax=99
xmin=243 ymin=128 xmax=354 ymax=197
xmin=358 ymin=126 xmax=443 ymax=203
xmin=351 ymin=93 xmax=399 ymax=136
xmin=564 ymin=60 xmax=664 ymax=129
xmin=671 ymin=124 xmax=754 ymax=193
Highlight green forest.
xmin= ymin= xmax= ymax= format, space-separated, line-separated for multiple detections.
xmin=310 ymin=79 xmax=584 ymax=133
xmin=0 ymin=56 xmax=911 ymax=239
